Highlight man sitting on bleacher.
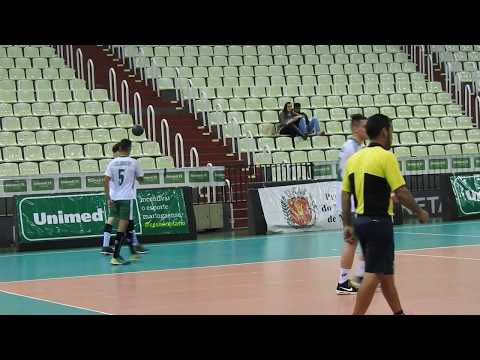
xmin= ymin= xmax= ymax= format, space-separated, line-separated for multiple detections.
xmin=278 ymin=102 xmax=322 ymax=139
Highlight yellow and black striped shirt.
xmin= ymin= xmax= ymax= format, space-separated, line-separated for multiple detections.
xmin=342 ymin=143 xmax=406 ymax=216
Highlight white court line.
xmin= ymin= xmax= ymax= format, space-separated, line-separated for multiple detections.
xmin=3 ymin=243 xmax=480 ymax=285
xmin=0 ymin=229 xmax=344 ymax=259
xmin=398 ymin=253 xmax=480 ymax=261
xmin=0 ymin=289 xmax=111 ymax=315
xmin=396 ymin=232 xmax=480 ymax=238
xmin=1 ymin=220 xmax=479 ymax=259
xmin=0 ymin=255 xmax=341 ymax=284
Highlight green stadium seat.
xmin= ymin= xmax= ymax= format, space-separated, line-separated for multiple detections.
xmin=41 ymin=116 xmax=60 ymax=130
xmin=451 ymin=129 xmax=467 ymax=143
xmin=411 ymin=145 xmax=428 ymax=157
xmin=445 ymin=143 xmax=462 ymax=155
xmin=44 ymin=145 xmax=65 ymax=160
xmin=55 ymin=130 xmax=74 ymax=144
xmin=36 ymin=130 xmax=55 ymax=145
xmin=428 ymin=144 xmax=445 ymax=156
xmin=16 ymin=131 xmax=36 ymax=146
xmin=24 ymin=145 xmax=44 ymax=161
xmin=79 ymin=159 xmax=99 ymax=173
xmin=59 ymin=160 xmax=80 ymax=174
xmin=18 ymin=162 xmax=39 ymax=176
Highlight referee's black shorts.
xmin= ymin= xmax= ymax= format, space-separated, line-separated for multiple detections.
xmin=353 ymin=215 xmax=394 ymax=275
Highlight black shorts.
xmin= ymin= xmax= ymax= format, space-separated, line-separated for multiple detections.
xmin=353 ymin=216 xmax=394 ymax=275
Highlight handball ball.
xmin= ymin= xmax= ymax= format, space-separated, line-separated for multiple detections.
xmin=132 ymin=125 xmax=144 ymax=136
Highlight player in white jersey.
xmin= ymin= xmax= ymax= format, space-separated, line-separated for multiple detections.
xmin=336 ymin=114 xmax=368 ymax=294
xmin=101 ymin=143 xmax=148 ymax=255
xmin=104 ymin=139 xmax=144 ymax=265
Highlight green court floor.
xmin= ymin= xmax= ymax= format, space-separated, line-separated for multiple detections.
xmin=1 ymin=220 xmax=479 ymax=314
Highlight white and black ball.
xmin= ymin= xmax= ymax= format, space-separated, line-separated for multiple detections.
xmin=132 ymin=125 xmax=144 ymax=136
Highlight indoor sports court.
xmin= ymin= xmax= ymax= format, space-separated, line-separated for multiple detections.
xmin=0 ymin=220 xmax=479 ymax=315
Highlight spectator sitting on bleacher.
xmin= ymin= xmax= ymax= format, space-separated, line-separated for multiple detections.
xmin=293 ymin=102 xmax=324 ymax=136
xmin=279 ymin=102 xmax=321 ymax=140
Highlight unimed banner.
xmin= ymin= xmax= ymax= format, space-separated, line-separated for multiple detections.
xmin=258 ymin=181 xmax=342 ymax=233
xmin=16 ymin=188 xmax=189 ymax=242
xmin=450 ymin=174 xmax=480 ymax=217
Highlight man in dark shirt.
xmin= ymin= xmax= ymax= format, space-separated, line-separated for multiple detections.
xmin=294 ymin=103 xmax=324 ymax=136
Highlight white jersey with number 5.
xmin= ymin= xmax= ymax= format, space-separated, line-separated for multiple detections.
xmin=105 ymin=156 xmax=144 ymax=201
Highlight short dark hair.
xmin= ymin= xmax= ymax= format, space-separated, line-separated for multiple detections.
xmin=293 ymin=102 xmax=301 ymax=108
xmin=118 ymin=138 xmax=132 ymax=151
xmin=366 ymin=114 xmax=392 ymax=139
xmin=351 ymin=114 xmax=366 ymax=127
xmin=112 ymin=143 xmax=120 ymax=153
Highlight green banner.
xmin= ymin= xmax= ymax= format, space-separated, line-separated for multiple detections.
xmin=16 ymin=188 xmax=189 ymax=243
xmin=450 ymin=175 xmax=480 ymax=216
xmin=313 ymin=164 xmax=333 ymax=177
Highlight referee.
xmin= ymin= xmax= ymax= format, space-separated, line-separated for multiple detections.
xmin=341 ymin=114 xmax=429 ymax=315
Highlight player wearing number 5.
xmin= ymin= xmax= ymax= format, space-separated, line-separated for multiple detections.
xmin=104 ymin=139 xmax=144 ymax=265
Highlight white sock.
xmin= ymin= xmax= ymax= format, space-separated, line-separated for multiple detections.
xmin=102 ymin=232 xmax=111 ymax=247
xmin=131 ymin=231 xmax=139 ymax=246
xmin=338 ymin=268 xmax=350 ymax=284
xmin=355 ymin=261 xmax=365 ymax=278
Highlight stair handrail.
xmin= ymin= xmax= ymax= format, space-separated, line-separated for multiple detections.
xmin=108 ymin=67 xmax=118 ymax=102
xmin=146 ymin=105 xmax=157 ymax=142
xmin=87 ymin=59 xmax=95 ymax=90
xmin=475 ymin=95 xmax=480 ymax=128
xmin=133 ymin=92 xmax=142 ymax=125
xmin=161 ymin=118 xmax=171 ymax=157
xmin=200 ymin=90 xmax=208 ymax=127
xmin=206 ymin=162 xmax=214 ymax=203
xmin=186 ymin=79 xmax=193 ymax=114
xmin=189 ymin=147 xmax=200 ymax=167
xmin=427 ymin=54 xmax=434 ymax=82
xmin=75 ymin=48 xmax=84 ymax=81
xmin=175 ymin=133 xmax=185 ymax=168
xmin=212 ymin=102 xmax=222 ymax=140
xmin=120 ymin=79 xmax=129 ymax=114
xmin=464 ymin=84 xmax=472 ymax=118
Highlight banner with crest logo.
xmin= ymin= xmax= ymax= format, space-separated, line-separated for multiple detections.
xmin=258 ymin=181 xmax=342 ymax=233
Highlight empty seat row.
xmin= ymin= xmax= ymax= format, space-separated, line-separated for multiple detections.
xmin=0 ymin=101 xmax=121 ymax=117
xmin=0 ymin=141 xmax=161 ymax=162
xmin=132 ymin=53 xmax=411 ymax=68
xmin=393 ymin=129 xmax=480 ymax=145
xmin=124 ymin=45 xmax=402 ymax=58
xmin=0 ymin=79 xmax=86 ymax=91
xmin=146 ymin=62 xmax=417 ymax=80
xmin=0 ymin=65 xmax=73 ymax=80
xmin=0 ymin=156 xmax=175 ymax=177
xmin=0 ymin=114 xmax=133 ymax=131
xmin=0 ymin=46 xmax=56 ymax=58
xmin=0 ymin=89 xmax=109 ymax=103
xmin=394 ymin=143 xmax=479 ymax=158
xmin=254 ymin=149 xmax=340 ymax=165
xmin=0 ymin=127 xmax=147 ymax=146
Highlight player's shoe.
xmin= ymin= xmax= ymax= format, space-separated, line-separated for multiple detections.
xmin=134 ymin=245 xmax=149 ymax=254
xmin=350 ymin=276 xmax=363 ymax=289
xmin=129 ymin=254 xmax=141 ymax=262
xmin=111 ymin=256 xmax=130 ymax=265
xmin=336 ymin=280 xmax=358 ymax=295
xmin=100 ymin=246 xmax=114 ymax=255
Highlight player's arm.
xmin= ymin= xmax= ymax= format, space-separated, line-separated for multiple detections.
xmin=341 ymin=161 xmax=354 ymax=243
xmin=134 ymin=161 xmax=145 ymax=183
xmin=385 ymin=153 xmax=429 ymax=223
xmin=103 ymin=175 xmax=114 ymax=208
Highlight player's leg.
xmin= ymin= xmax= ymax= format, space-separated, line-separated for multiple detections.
xmin=352 ymin=273 xmax=381 ymax=315
xmin=377 ymin=218 xmax=404 ymax=314
xmin=111 ymin=201 xmax=138 ymax=265
xmin=337 ymin=240 xmax=358 ymax=294
xmin=380 ymin=275 xmax=404 ymax=314
xmin=101 ymin=216 xmax=115 ymax=255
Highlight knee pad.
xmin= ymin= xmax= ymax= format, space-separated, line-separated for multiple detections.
xmin=104 ymin=223 xmax=113 ymax=233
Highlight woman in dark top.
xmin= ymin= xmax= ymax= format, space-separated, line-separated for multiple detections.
xmin=278 ymin=102 xmax=308 ymax=139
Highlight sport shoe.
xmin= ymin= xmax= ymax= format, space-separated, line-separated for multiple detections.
xmin=100 ymin=246 xmax=114 ymax=255
xmin=134 ymin=244 xmax=149 ymax=254
xmin=111 ymin=256 xmax=130 ymax=265
xmin=336 ymin=280 xmax=358 ymax=295
xmin=129 ymin=254 xmax=140 ymax=262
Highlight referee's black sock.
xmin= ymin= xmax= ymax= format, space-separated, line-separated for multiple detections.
xmin=113 ymin=232 xmax=126 ymax=258
xmin=394 ymin=309 xmax=405 ymax=315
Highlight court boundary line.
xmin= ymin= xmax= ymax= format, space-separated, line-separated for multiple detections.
xmin=396 ymin=232 xmax=480 ymax=238
xmin=398 ymin=253 xmax=480 ymax=261
xmin=2 ymin=220 xmax=479 ymax=259
xmin=0 ymin=289 xmax=111 ymax=315
xmin=2 ymin=244 xmax=480 ymax=285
